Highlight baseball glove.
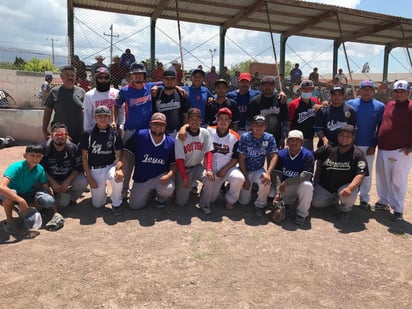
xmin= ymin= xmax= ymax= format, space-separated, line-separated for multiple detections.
xmin=272 ymin=200 xmax=286 ymax=223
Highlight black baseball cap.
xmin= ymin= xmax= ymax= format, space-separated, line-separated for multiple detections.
xmin=338 ymin=124 xmax=355 ymax=135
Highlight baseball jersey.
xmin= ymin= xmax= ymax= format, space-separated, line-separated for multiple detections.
xmin=205 ymin=98 xmax=240 ymax=127
xmin=41 ymin=140 xmax=82 ymax=182
xmin=83 ymin=87 xmax=125 ymax=132
xmin=116 ymin=82 xmax=157 ymax=131
xmin=4 ymin=160 xmax=47 ymax=194
xmin=227 ymin=89 xmax=260 ymax=130
xmin=377 ymin=100 xmax=412 ymax=150
xmin=238 ymin=131 xmax=278 ymax=172
xmin=123 ymin=129 xmax=175 ymax=183
xmin=174 ymin=128 xmax=213 ymax=167
xmin=183 ymin=85 xmax=213 ymax=124
xmin=288 ymin=97 xmax=320 ymax=139
xmin=314 ymin=145 xmax=369 ymax=193
xmin=275 ymin=147 xmax=314 ymax=181
xmin=346 ymin=97 xmax=384 ymax=147
xmin=80 ymin=126 xmax=123 ymax=168
xmin=152 ymin=88 xmax=189 ymax=133
xmin=313 ymin=103 xmax=357 ymax=146
xmin=247 ymin=94 xmax=289 ymax=144
xmin=207 ymin=126 xmax=240 ymax=172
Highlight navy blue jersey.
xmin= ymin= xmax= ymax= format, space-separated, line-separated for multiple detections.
xmin=205 ymin=98 xmax=240 ymax=126
xmin=275 ymin=147 xmax=314 ymax=181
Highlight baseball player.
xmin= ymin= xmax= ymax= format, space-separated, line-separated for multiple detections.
xmin=346 ymin=80 xmax=384 ymax=209
xmin=238 ymin=115 xmax=279 ymax=216
xmin=175 ymin=108 xmax=214 ymax=207
xmin=122 ymin=112 xmax=176 ymax=210
xmin=273 ymin=130 xmax=314 ymax=226
xmin=80 ymin=106 xmax=124 ymax=216
xmin=83 ymin=67 xmax=125 ymax=133
xmin=312 ymin=125 xmax=369 ymax=220
xmin=199 ymin=107 xmax=245 ymax=214
xmin=375 ymin=80 xmax=412 ymax=222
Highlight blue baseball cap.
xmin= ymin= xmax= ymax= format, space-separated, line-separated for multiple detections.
xmin=360 ymin=80 xmax=374 ymax=89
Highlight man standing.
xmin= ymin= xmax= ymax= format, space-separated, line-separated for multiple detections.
xmin=375 ymin=80 xmax=412 ymax=221
xmin=205 ymin=79 xmax=240 ymax=131
xmin=199 ymin=108 xmax=245 ymax=214
xmin=123 ymin=113 xmax=176 ymax=210
xmin=206 ymin=66 xmax=219 ymax=92
xmin=90 ymin=55 xmax=108 ymax=80
xmin=312 ymin=125 xmax=368 ymax=220
xmin=42 ymin=65 xmax=85 ymax=144
xmin=334 ymin=68 xmax=348 ymax=86
xmin=308 ymin=68 xmax=319 ymax=85
xmin=273 ymin=130 xmax=314 ymax=226
xmin=226 ymin=72 xmax=260 ymax=133
xmin=80 ymin=106 xmax=124 ymax=216
xmin=39 ymin=73 xmax=53 ymax=106
xmin=347 ymin=80 xmax=384 ymax=209
xmin=152 ymin=70 xmax=189 ymax=137
xmin=290 ymin=63 xmax=302 ymax=86
xmin=247 ymin=76 xmax=289 ymax=147
xmin=314 ymin=86 xmax=357 ymax=147
xmin=120 ymin=49 xmax=136 ymax=70
xmin=288 ymin=80 xmax=322 ymax=150
xmin=174 ymin=108 xmax=214 ymax=207
xmin=41 ymin=123 xmax=88 ymax=207
xmin=83 ymin=67 xmax=125 ymax=133
xmin=238 ymin=115 xmax=278 ymax=216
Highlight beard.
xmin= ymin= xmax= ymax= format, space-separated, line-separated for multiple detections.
xmin=96 ymin=81 xmax=111 ymax=92
xmin=150 ymin=130 xmax=164 ymax=137
xmin=53 ymin=140 xmax=66 ymax=147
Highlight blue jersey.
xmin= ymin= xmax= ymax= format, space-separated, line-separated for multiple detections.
xmin=227 ymin=89 xmax=260 ymax=130
xmin=124 ymin=129 xmax=175 ymax=183
xmin=275 ymin=147 xmax=314 ymax=181
xmin=184 ymin=85 xmax=213 ymax=124
xmin=238 ymin=131 xmax=278 ymax=171
xmin=116 ymin=82 xmax=157 ymax=131
xmin=346 ymin=98 xmax=384 ymax=147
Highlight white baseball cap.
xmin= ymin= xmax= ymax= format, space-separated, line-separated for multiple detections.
xmin=393 ymin=80 xmax=411 ymax=91
xmin=287 ymin=130 xmax=304 ymax=140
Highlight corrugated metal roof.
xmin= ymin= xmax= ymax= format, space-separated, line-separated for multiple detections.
xmin=71 ymin=0 xmax=412 ymax=48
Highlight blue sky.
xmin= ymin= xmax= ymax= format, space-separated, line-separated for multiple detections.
xmin=0 ymin=0 xmax=411 ymax=76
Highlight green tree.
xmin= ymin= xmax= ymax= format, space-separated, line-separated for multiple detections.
xmin=229 ymin=59 xmax=253 ymax=75
xmin=284 ymin=60 xmax=293 ymax=77
xmin=13 ymin=57 xmax=26 ymax=70
xmin=23 ymin=57 xmax=58 ymax=72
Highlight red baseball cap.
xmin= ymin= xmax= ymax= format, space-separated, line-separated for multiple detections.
xmin=238 ymin=72 xmax=251 ymax=82
xmin=216 ymin=107 xmax=232 ymax=119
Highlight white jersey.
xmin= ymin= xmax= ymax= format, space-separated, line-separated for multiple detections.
xmin=175 ymin=127 xmax=213 ymax=167
xmin=207 ymin=126 xmax=240 ymax=172
xmin=83 ymin=87 xmax=125 ymax=132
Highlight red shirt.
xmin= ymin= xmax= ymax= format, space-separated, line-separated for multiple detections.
xmin=378 ymin=100 xmax=412 ymax=150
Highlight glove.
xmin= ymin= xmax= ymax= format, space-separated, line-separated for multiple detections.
xmin=272 ymin=200 xmax=286 ymax=223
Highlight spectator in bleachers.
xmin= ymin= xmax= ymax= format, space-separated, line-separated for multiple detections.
xmin=153 ymin=62 xmax=164 ymax=81
xmin=110 ymin=55 xmax=127 ymax=89
xmin=72 ymin=55 xmax=87 ymax=81
xmin=120 ymin=49 xmax=136 ymax=69
xmin=90 ymin=55 xmax=108 ymax=79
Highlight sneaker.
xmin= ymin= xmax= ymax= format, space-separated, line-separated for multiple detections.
xmin=255 ymin=207 xmax=265 ymax=217
xmin=45 ymin=213 xmax=65 ymax=231
xmin=359 ymin=201 xmax=370 ymax=210
xmin=339 ymin=211 xmax=350 ymax=221
xmin=294 ymin=215 xmax=306 ymax=226
xmin=226 ymin=202 xmax=235 ymax=210
xmin=112 ymin=206 xmax=122 ymax=216
xmin=392 ymin=212 xmax=403 ymax=222
xmin=201 ymin=204 xmax=211 ymax=214
xmin=155 ymin=200 xmax=166 ymax=208
xmin=374 ymin=202 xmax=390 ymax=211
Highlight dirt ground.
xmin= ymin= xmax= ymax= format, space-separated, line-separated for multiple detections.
xmin=0 ymin=145 xmax=411 ymax=309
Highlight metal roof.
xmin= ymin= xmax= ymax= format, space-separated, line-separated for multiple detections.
xmin=71 ymin=0 xmax=412 ymax=48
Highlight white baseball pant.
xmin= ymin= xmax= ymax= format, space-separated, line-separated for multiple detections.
xmin=239 ymin=168 xmax=271 ymax=209
xmin=89 ymin=163 xmax=123 ymax=208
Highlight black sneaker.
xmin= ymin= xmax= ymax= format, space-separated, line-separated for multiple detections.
xmin=112 ymin=206 xmax=122 ymax=216
xmin=374 ymin=202 xmax=390 ymax=211
xmin=294 ymin=215 xmax=306 ymax=226
xmin=359 ymin=201 xmax=370 ymax=210
xmin=255 ymin=207 xmax=265 ymax=217
xmin=339 ymin=211 xmax=350 ymax=221
xmin=392 ymin=212 xmax=403 ymax=222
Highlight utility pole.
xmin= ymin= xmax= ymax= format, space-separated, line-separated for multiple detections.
xmin=209 ymin=48 xmax=217 ymax=69
xmin=104 ymin=24 xmax=119 ymax=64
xmin=46 ymin=38 xmax=58 ymax=65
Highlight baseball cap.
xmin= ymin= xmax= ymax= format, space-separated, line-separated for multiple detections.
xmin=216 ymin=107 xmax=232 ymax=119
xmin=287 ymin=130 xmax=304 ymax=140
xmin=252 ymin=115 xmax=266 ymax=123
xmin=94 ymin=105 xmax=111 ymax=115
xmin=95 ymin=67 xmax=110 ymax=77
xmin=187 ymin=108 xmax=202 ymax=118
xmin=359 ymin=80 xmax=375 ymax=89
xmin=45 ymin=73 xmax=53 ymax=80
xmin=95 ymin=55 xmax=105 ymax=61
xmin=393 ymin=80 xmax=411 ymax=91
xmin=338 ymin=124 xmax=356 ymax=135
xmin=130 ymin=62 xmax=146 ymax=74
xmin=171 ymin=60 xmax=179 ymax=65
xmin=261 ymin=76 xmax=275 ymax=84
xmin=61 ymin=65 xmax=76 ymax=73
xmin=23 ymin=208 xmax=42 ymax=230
xmin=238 ymin=72 xmax=251 ymax=82
xmin=191 ymin=68 xmax=205 ymax=77
xmin=214 ymin=79 xmax=228 ymax=88
xmin=163 ymin=70 xmax=176 ymax=78
xmin=300 ymin=80 xmax=314 ymax=88
xmin=330 ymin=86 xmax=345 ymax=94
xmin=151 ymin=112 xmax=167 ymax=124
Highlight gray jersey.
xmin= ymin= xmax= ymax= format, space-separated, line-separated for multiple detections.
xmin=175 ymin=128 xmax=213 ymax=167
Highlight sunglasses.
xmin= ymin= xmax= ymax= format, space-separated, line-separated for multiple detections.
xmin=53 ymin=132 xmax=68 ymax=138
